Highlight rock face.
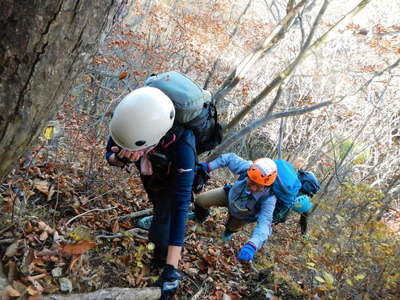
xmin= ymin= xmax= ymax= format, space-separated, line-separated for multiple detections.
xmin=0 ymin=0 xmax=129 ymax=182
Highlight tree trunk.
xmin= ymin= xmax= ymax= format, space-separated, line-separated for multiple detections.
xmin=41 ymin=287 xmax=161 ymax=300
xmin=0 ymin=0 xmax=129 ymax=183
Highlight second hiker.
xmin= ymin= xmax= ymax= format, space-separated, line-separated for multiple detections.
xmin=194 ymin=153 xmax=279 ymax=262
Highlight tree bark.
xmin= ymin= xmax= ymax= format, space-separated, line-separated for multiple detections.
xmin=0 ymin=0 xmax=129 ymax=183
xmin=41 ymin=287 xmax=161 ymax=300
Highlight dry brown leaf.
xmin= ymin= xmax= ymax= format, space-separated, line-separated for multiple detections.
xmin=26 ymin=285 xmax=39 ymax=296
xmin=5 ymin=241 xmax=19 ymax=257
xmin=13 ymin=281 xmax=28 ymax=296
xmin=31 ymin=280 xmax=44 ymax=294
xmin=31 ymin=265 xmax=47 ymax=274
xmin=34 ymin=181 xmax=49 ymax=195
xmin=25 ymin=221 xmax=33 ymax=232
xmin=38 ymin=221 xmax=53 ymax=233
xmin=112 ymin=220 xmax=120 ymax=233
xmin=126 ymin=274 xmax=136 ymax=286
xmin=40 ymin=231 xmax=48 ymax=241
xmin=28 ymin=274 xmax=47 ymax=281
xmin=6 ymin=285 xmax=21 ymax=297
xmin=61 ymin=240 xmax=96 ymax=255
xmin=119 ymin=72 xmax=129 ymax=80
xmin=68 ymin=254 xmax=82 ymax=271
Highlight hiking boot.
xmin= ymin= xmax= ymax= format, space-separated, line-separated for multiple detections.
xmin=138 ymin=213 xmax=197 ymax=230
xmin=137 ymin=215 xmax=153 ymax=230
xmin=222 ymin=229 xmax=234 ymax=241
xmin=194 ymin=203 xmax=210 ymax=223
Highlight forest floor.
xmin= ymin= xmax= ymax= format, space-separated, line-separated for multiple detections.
xmin=1 ymin=111 xmax=399 ymax=299
xmin=0 ymin=145 xmax=308 ymax=300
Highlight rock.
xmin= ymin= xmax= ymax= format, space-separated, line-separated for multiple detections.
xmin=52 ymin=267 xmax=63 ymax=278
xmin=59 ymin=278 xmax=73 ymax=293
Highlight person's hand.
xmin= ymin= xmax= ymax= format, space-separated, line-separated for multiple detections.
xmin=198 ymin=162 xmax=210 ymax=173
xmin=193 ymin=162 xmax=211 ymax=194
xmin=156 ymin=264 xmax=183 ymax=300
xmin=237 ymin=242 xmax=256 ymax=262
xmin=108 ymin=146 xmax=137 ymax=167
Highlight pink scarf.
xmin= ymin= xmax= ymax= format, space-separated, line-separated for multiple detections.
xmin=129 ymin=146 xmax=156 ymax=175
xmin=132 ymin=134 xmax=176 ymax=176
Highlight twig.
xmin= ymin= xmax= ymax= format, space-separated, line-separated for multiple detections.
xmin=96 ymin=228 xmax=148 ymax=240
xmin=250 ymin=261 xmax=260 ymax=274
xmin=0 ymin=238 xmax=14 ymax=245
xmin=87 ymin=187 xmax=118 ymax=203
xmin=65 ymin=207 xmax=117 ymax=226
xmin=0 ymin=224 xmax=13 ymax=236
xmin=118 ymin=208 xmax=153 ymax=221
xmin=190 ymin=288 xmax=204 ymax=300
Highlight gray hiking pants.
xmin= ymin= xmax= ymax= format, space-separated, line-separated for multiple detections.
xmin=194 ymin=187 xmax=247 ymax=232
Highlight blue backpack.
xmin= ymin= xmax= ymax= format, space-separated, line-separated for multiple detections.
xmin=272 ymin=159 xmax=302 ymax=209
xmin=298 ymin=170 xmax=320 ymax=196
xmin=272 ymin=160 xmax=321 ymax=223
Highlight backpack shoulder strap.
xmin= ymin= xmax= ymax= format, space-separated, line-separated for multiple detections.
xmin=275 ymin=173 xmax=297 ymax=196
xmin=238 ymin=171 xmax=248 ymax=181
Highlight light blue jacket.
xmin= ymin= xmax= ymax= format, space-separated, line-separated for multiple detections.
xmin=209 ymin=153 xmax=276 ymax=250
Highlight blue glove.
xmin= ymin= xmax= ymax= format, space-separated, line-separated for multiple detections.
xmin=237 ymin=242 xmax=256 ymax=261
xmin=198 ymin=162 xmax=210 ymax=172
xmin=156 ymin=264 xmax=183 ymax=300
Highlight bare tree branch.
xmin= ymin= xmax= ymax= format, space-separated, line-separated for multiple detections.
xmin=224 ymin=0 xmax=372 ymax=133
xmin=209 ymin=100 xmax=333 ymax=160
xmin=207 ymin=56 xmax=400 ymax=161
xmin=212 ymin=0 xmax=311 ymax=105
xmin=204 ymin=0 xmax=253 ymax=90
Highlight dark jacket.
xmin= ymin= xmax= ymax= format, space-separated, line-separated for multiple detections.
xmin=105 ymin=129 xmax=196 ymax=246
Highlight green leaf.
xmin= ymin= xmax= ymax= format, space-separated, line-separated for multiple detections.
xmin=315 ymin=276 xmax=325 ymax=283
xmin=346 ymin=279 xmax=353 ymax=286
xmin=323 ymin=271 xmax=335 ymax=285
xmin=354 ymin=274 xmax=366 ymax=280
xmin=335 ymin=215 xmax=344 ymax=222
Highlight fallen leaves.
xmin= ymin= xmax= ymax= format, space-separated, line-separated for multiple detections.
xmin=61 ymin=240 xmax=96 ymax=255
xmin=118 ymin=72 xmax=129 ymax=80
xmin=5 ymin=240 xmax=21 ymax=257
xmin=5 ymin=285 xmax=21 ymax=297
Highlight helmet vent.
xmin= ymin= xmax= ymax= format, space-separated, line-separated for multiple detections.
xmin=170 ymin=110 xmax=175 ymax=120
xmin=135 ymin=140 xmax=146 ymax=146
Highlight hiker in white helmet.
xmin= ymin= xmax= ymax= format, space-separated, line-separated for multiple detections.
xmin=105 ymin=86 xmax=195 ymax=300
xmin=194 ymin=153 xmax=278 ymax=262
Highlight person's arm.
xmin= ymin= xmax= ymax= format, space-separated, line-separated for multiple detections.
xmin=238 ymin=195 xmax=276 ymax=261
xmin=248 ymin=195 xmax=276 ymax=248
xmin=208 ymin=153 xmax=252 ymax=175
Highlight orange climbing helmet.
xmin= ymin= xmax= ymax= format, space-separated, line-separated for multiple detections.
xmin=247 ymin=158 xmax=277 ymax=186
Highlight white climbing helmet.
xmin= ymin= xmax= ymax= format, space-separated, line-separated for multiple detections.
xmin=109 ymin=87 xmax=175 ymax=150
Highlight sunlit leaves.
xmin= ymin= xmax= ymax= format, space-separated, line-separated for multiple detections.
xmin=354 ymin=274 xmax=366 ymax=280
